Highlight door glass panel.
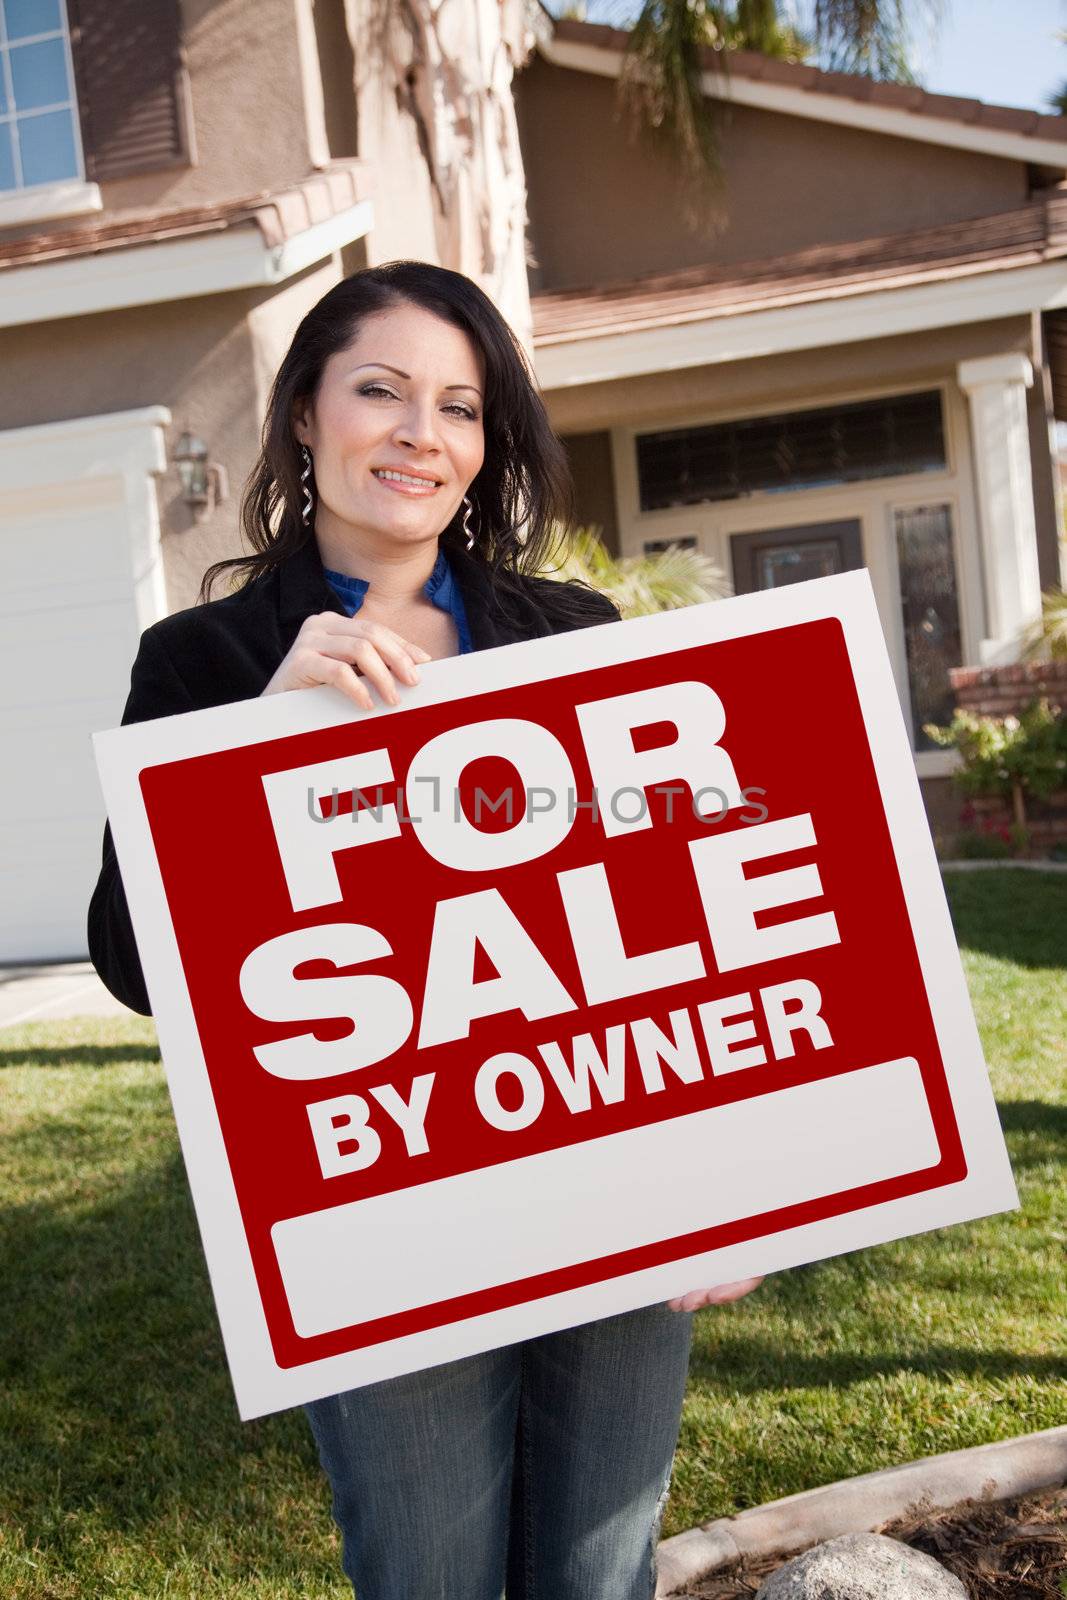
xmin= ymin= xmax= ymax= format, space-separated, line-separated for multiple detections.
xmin=895 ymin=503 xmax=962 ymax=751
xmin=759 ymin=539 xmax=841 ymax=588
xmin=731 ymin=519 xmax=863 ymax=595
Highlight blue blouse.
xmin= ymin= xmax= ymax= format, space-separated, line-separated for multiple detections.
xmin=322 ymin=546 xmax=474 ymax=655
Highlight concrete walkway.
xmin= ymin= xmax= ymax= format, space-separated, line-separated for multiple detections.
xmin=0 ymin=961 xmax=135 ymax=1028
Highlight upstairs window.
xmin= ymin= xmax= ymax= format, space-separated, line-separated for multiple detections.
xmin=0 ymin=0 xmax=83 ymax=192
xmin=636 ymin=390 xmax=947 ymax=512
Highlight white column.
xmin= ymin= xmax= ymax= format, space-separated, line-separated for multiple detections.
xmin=957 ymin=353 xmax=1043 ymax=665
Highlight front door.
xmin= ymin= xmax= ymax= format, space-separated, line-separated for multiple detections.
xmin=730 ymin=519 xmax=864 ymax=594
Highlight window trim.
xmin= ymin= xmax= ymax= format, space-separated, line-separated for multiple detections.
xmin=0 ymin=174 xmax=99 ymax=222
xmin=0 ymin=0 xmax=89 ymax=203
xmin=633 ymin=387 xmax=950 ymax=515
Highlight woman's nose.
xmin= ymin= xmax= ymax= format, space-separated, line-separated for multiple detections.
xmin=393 ymin=401 xmax=443 ymax=452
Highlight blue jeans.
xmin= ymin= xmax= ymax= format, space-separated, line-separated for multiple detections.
xmin=304 ymin=1303 xmax=695 ymax=1600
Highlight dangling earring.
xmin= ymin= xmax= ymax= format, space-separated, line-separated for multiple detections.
xmin=461 ymin=493 xmax=477 ymax=552
xmin=300 ymin=444 xmax=314 ymax=528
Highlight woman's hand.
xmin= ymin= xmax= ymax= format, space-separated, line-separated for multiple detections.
xmin=666 ymin=1276 xmax=765 ymax=1313
xmin=262 ymin=612 xmax=433 ymax=710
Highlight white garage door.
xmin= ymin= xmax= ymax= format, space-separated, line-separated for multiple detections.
xmin=0 ymin=408 xmax=170 ymax=963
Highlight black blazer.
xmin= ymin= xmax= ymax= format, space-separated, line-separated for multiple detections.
xmin=87 ymin=529 xmax=621 ymax=1015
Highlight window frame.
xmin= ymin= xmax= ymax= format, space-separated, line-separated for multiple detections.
xmin=632 ymin=387 xmax=950 ymax=515
xmin=0 ymin=0 xmax=99 ymax=224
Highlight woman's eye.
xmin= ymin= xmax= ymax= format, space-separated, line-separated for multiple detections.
xmin=359 ymin=383 xmax=476 ymax=421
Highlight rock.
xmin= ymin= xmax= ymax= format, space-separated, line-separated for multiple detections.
xmin=755 ymin=1531 xmax=968 ymax=1599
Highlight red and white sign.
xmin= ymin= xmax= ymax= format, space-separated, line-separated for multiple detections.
xmin=93 ymin=570 xmax=1017 ymax=1419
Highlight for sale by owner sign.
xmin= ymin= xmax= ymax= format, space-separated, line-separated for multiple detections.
xmin=93 ymin=570 xmax=1017 ymax=1419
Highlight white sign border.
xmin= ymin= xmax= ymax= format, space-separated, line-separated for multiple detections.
xmin=93 ymin=568 xmax=1018 ymax=1419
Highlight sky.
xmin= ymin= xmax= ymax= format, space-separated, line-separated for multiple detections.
xmin=879 ymin=0 xmax=1063 ymax=113
xmin=552 ymin=0 xmax=1067 ymax=116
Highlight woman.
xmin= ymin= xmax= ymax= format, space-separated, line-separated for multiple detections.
xmin=88 ymin=260 xmax=761 ymax=1600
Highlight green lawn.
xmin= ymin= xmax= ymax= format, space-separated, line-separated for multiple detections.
xmin=2 ymin=871 xmax=1064 ymax=1597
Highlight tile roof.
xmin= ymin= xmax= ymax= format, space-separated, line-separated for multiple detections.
xmin=0 ymin=161 xmax=371 ymax=270
xmin=548 ymin=16 xmax=1067 ymax=151
xmin=530 ymin=195 xmax=1067 ymax=345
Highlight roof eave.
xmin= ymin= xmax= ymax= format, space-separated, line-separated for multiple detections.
xmin=537 ymin=26 xmax=1067 ymax=172
xmin=0 ymin=198 xmax=375 ymax=330
xmin=532 ymin=257 xmax=1067 ymax=391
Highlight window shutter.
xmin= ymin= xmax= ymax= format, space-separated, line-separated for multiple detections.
xmin=66 ymin=0 xmax=193 ymax=182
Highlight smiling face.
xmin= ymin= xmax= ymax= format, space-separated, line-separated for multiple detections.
xmin=293 ymin=301 xmax=486 ymax=566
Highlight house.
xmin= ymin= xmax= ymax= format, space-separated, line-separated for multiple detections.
xmin=0 ymin=0 xmax=535 ymax=963
xmin=1 ymin=0 xmax=1064 ymax=962
xmin=518 ymin=15 xmax=1067 ymax=836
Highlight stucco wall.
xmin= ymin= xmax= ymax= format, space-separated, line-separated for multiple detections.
xmin=543 ymin=316 xmax=1035 ymax=434
xmin=563 ymin=430 xmax=620 ymax=554
xmin=348 ymin=0 xmax=536 ymax=351
xmin=354 ymin=63 xmax=444 ymax=271
xmin=516 ymin=57 xmax=1031 ymax=292
xmin=89 ymin=0 xmax=314 ymax=219
xmin=0 ymin=258 xmax=342 ymax=615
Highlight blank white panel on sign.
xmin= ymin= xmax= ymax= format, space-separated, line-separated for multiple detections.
xmin=273 ymin=1056 xmax=938 ymax=1340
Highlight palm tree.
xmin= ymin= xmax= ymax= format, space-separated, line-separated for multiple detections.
xmin=1022 ymin=586 xmax=1067 ymax=660
xmin=558 ymin=0 xmax=946 ymax=224
xmin=541 ymin=524 xmax=732 ymax=616
xmin=1047 ymin=29 xmax=1067 ymax=115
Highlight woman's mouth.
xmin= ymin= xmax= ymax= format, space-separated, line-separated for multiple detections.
xmin=371 ymin=468 xmax=441 ymax=496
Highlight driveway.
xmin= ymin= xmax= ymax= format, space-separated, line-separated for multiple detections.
xmin=0 ymin=962 xmax=135 ymax=1028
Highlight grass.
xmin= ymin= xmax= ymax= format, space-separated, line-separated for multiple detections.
xmin=1 ymin=870 xmax=1064 ymax=1596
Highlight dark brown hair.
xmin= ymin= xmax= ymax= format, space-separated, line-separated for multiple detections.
xmin=198 ymin=260 xmax=578 ymax=608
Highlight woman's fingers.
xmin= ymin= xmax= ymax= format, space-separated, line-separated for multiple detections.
xmin=319 ymin=655 xmax=375 ymax=711
xmin=347 ymin=638 xmax=405 ymax=706
xmin=666 ymin=1276 xmax=765 ymax=1313
xmin=322 ymin=615 xmax=432 ymax=670
xmin=317 ymin=618 xmax=432 ymax=695
xmin=262 ymin=614 xmax=435 ymax=705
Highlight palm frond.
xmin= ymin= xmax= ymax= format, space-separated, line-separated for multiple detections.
xmin=615 ymin=0 xmax=730 ymax=227
xmin=540 ymin=523 xmax=732 ymax=617
xmin=812 ymin=0 xmax=944 ymax=83
xmin=1021 ymin=587 xmax=1067 ymax=661
xmin=731 ymin=0 xmax=812 ymax=60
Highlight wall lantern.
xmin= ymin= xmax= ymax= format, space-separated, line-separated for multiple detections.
xmin=174 ymin=431 xmax=229 ymax=521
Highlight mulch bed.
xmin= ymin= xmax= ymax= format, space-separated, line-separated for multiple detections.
xmin=681 ymin=1486 xmax=1067 ymax=1598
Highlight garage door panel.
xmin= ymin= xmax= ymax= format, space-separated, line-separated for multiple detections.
xmin=0 ymin=815 xmax=107 ymax=962
xmin=0 ymin=415 xmax=167 ymax=961
xmin=0 ymin=576 xmax=138 ymax=617
xmin=1 ymin=724 xmax=117 ymax=825
xmin=0 ymin=594 xmax=139 ymax=645
xmin=2 ymin=502 xmax=131 ymax=598
xmin=0 ymin=699 xmax=138 ymax=744
xmin=0 ymin=608 xmax=142 ymax=704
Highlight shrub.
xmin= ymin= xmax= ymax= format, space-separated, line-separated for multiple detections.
xmin=925 ymin=698 xmax=1067 ymax=855
xmin=924 ymin=698 xmax=1067 ymax=801
xmin=953 ymin=829 xmax=1013 ymax=860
